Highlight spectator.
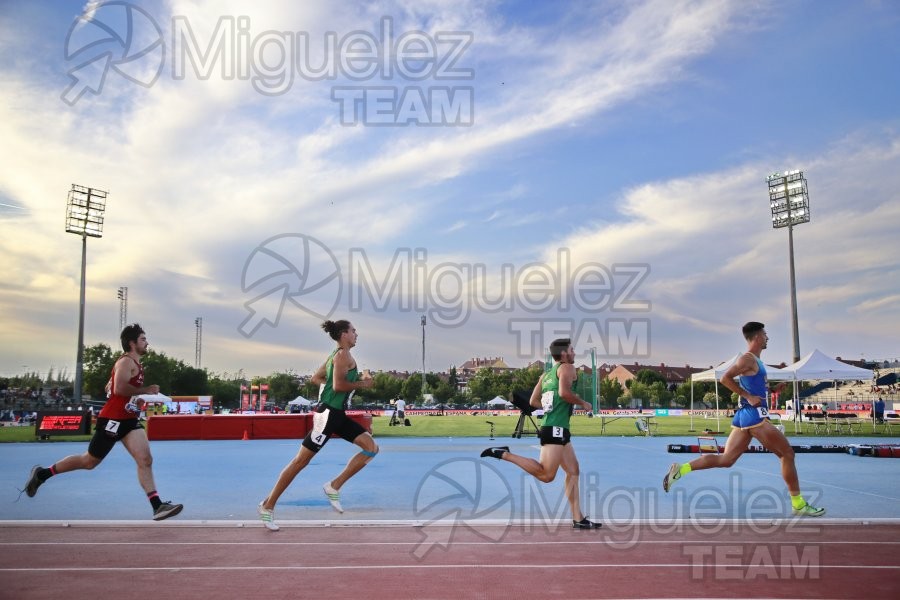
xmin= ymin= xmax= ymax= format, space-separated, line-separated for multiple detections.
xmin=874 ymin=397 xmax=885 ymax=423
xmin=395 ymin=397 xmax=406 ymax=422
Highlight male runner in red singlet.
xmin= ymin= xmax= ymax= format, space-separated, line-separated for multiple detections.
xmin=662 ymin=322 xmax=824 ymax=517
xmin=22 ymin=324 xmax=183 ymax=520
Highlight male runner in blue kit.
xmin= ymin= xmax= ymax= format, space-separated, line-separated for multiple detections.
xmin=663 ymin=322 xmax=825 ymax=517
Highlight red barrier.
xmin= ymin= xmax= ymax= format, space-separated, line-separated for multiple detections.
xmin=146 ymin=415 xmax=202 ymax=440
xmin=147 ymin=413 xmax=371 ymax=441
xmin=200 ymin=415 xmax=255 ymax=440
xmin=251 ymin=414 xmax=310 ymax=439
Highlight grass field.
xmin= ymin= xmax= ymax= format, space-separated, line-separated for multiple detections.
xmin=1 ymin=414 xmax=892 ymax=443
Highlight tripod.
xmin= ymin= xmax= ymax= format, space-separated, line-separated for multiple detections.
xmin=512 ymin=413 xmax=539 ymax=439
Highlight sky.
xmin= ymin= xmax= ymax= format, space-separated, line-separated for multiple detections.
xmin=1 ymin=0 xmax=899 ymax=383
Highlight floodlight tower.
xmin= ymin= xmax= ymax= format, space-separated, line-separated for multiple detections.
xmin=194 ymin=317 xmax=203 ymax=368
xmin=421 ymin=315 xmax=427 ymax=400
xmin=66 ymin=184 xmax=107 ymax=402
xmin=117 ymin=286 xmax=128 ymax=332
xmin=766 ymin=170 xmax=810 ymax=364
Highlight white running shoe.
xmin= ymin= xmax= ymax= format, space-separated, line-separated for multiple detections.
xmin=257 ymin=501 xmax=280 ymax=531
xmin=323 ymin=482 xmax=344 ymax=513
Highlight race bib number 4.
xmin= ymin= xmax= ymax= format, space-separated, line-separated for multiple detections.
xmin=310 ymin=409 xmax=330 ymax=446
xmin=540 ymin=391 xmax=554 ymax=412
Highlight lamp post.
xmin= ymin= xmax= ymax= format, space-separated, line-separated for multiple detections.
xmin=421 ymin=315 xmax=426 ymax=401
xmin=117 ymin=286 xmax=128 ymax=332
xmin=194 ymin=317 xmax=203 ymax=368
xmin=66 ymin=184 xmax=107 ymax=402
xmin=767 ymin=170 xmax=810 ymax=364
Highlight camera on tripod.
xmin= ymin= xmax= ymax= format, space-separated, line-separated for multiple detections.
xmin=510 ymin=390 xmax=540 ymax=438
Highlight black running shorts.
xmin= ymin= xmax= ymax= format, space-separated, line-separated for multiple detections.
xmin=539 ymin=425 xmax=571 ymax=446
xmin=302 ymin=405 xmax=366 ymax=452
xmin=88 ymin=418 xmax=143 ymax=460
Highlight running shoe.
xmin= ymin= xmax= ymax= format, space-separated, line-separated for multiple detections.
xmin=662 ymin=463 xmax=681 ymax=493
xmin=573 ymin=517 xmax=602 ymax=529
xmin=24 ymin=465 xmax=44 ymax=498
xmin=258 ymin=501 xmax=280 ymax=531
xmin=152 ymin=501 xmax=183 ymax=521
xmin=323 ymin=482 xmax=343 ymax=514
xmin=792 ymin=503 xmax=826 ymax=517
xmin=479 ymin=446 xmax=510 ymax=460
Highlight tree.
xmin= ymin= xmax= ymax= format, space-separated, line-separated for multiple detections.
xmin=402 ymin=373 xmax=423 ymax=403
xmin=512 ymin=366 xmax=542 ymax=394
xmin=265 ymin=372 xmax=302 ymax=403
xmin=701 ymin=391 xmax=721 ymax=408
xmin=82 ymin=343 xmax=117 ymax=401
xmin=431 ymin=380 xmax=454 ymax=405
xmin=140 ymin=350 xmax=174 ymax=395
xmin=624 ymin=381 xmax=652 ymax=408
xmin=448 ymin=366 xmax=459 ymax=390
xmin=636 ymin=369 xmax=667 ymax=386
xmin=207 ymin=377 xmax=240 ymax=409
xmin=599 ymin=377 xmax=624 ymax=407
xmin=171 ymin=363 xmax=208 ymax=395
xmin=466 ymin=367 xmax=495 ymax=402
xmin=359 ymin=372 xmax=402 ymax=403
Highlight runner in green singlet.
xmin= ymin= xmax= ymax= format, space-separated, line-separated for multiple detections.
xmin=480 ymin=338 xmax=601 ymax=529
xmin=257 ymin=320 xmax=375 ymax=531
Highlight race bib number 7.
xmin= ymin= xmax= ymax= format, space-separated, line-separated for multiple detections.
xmin=105 ymin=419 xmax=121 ymax=435
xmin=540 ymin=391 xmax=554 ymax=412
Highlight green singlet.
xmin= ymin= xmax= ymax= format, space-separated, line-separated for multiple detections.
xmin=540 ymin=362 xmax=575 ymax=429
xmin=319 ymin=349 xmax=359 ymax=410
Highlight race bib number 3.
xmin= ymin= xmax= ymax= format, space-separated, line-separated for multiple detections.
xmin=552 ymin=426 xmax=563 ymax=439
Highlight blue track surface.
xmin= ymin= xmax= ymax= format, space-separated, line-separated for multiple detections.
xmin=2 ymin=436 xmax=899 ymax=522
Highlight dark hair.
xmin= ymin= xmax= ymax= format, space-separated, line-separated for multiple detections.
xmin=120 ymin=323 xmax=145 ymax=352
xmin=549 ymin=338 xmax=571 ymax=361
xmin=742 ymin=321 xmax=765 ymax=340
xmin=321 ymin=320 xmax=351 ymax=341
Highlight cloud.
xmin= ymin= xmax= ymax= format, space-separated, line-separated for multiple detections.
xmin=4 ymin=0 xmax=897 ymax=376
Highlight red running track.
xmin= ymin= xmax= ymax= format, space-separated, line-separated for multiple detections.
xmin=1 ymin=522 xmax=898 ymax=599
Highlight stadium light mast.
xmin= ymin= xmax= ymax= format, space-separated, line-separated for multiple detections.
xmin=117 ymin=286 xmax=128 ymax=332
xmin=767 ymin=170 xmax=810 ymax=364
xmin=421 ymin=315 xmax=427 ymax=400
xmin=66 ymin=184 xmax=107 ymax=402
xmin=194 ymin=317 xmax=203 ymax=368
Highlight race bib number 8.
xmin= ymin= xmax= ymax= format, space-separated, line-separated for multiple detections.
xmin=540 ymin=391 xmax=554 ymax=412
xmin=756 ymin=406 xmax=769 ymax=419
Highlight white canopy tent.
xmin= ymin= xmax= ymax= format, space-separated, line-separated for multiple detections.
xmin=781 ymin=349 xmax=874 ymax=381
xmin=487 ymin=396 xmax=513 ymax=407
xmin=780 ymin=350 xmax=874 ymax=416
xmin=288 ymin=396 xmax=311 ymax=406
xmin=690 ymin=353 xmax=794 ymax=431
xmin=136 ymin=392 xmax=172 ymax=404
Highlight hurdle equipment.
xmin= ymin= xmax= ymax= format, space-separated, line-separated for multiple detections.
xmin=846 ymin=444 xmax=900 ymax=458
xmin=668 ymin=443 xmax=849 ymax=454
xmin=697 ymin=436 xmax=719 ymax=454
